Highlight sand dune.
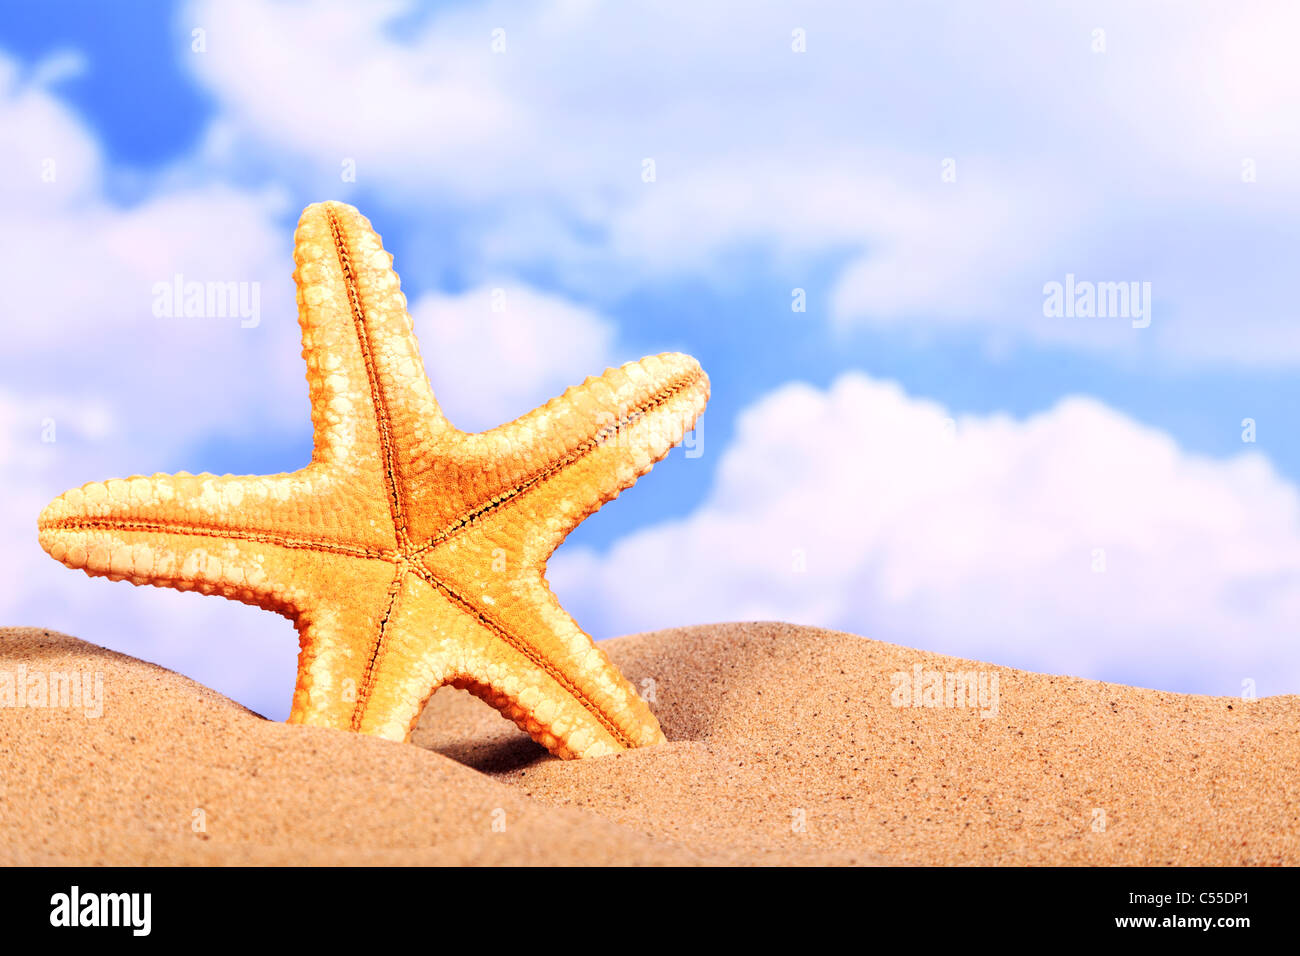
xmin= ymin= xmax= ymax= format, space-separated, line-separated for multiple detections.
xmin=2 ymin=622 xmax=1296 ymax=865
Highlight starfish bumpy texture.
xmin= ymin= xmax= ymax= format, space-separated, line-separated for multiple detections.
xmin=38 ymin=201 xmax=709 ymax=758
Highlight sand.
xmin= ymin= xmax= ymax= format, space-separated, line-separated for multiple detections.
xmin=1 ymin=622 xmax=1296 ymax=865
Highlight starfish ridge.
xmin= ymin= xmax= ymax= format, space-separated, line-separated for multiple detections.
xmin=37 ymin=201 xmax=710 ymax=758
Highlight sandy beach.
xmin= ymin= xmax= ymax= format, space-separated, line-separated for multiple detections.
xmin=1 ymin=622 xmax=1296 ymax=865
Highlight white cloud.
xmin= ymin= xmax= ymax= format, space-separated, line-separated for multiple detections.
xmin=0 ymin=53 xmax=306 ymax=447
xmin=550 ymin=374 xmax=1300 ymax=695
xmin=0 ymin=55 xmax=309 ymax=716
xmin=0 ymin=385 xmax=299 ymax=718
xmin=0 ymin=54 xmax=100 ymax=205
xmin=411 ymin=284 xmax=615 ymax=432
xmin=184 ymin=0 xmax=520 ymax=198
xmin=182 ymin=0 xmax=1300 ymax=364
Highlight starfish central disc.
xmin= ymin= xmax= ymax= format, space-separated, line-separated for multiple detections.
xmin=37 ymin=201 xmax=710 ymax=759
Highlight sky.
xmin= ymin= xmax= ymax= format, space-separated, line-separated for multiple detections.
xmin=2 ymin=1 xmax=1299 ymax=719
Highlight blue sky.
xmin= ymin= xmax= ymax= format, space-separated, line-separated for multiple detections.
xmin=3 ymin=1 xmax=1300 ymax=716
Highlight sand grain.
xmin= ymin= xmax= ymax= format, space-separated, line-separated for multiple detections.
xmin=2 ymin=623 xmax=1295 ymax=865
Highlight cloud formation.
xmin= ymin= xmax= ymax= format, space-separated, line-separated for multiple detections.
xmin=5 ymin=4 xmax=1299 ymax=717
xmin=0 ymin=52 xmax=306 ymax=448
xmin=551 ymin=374 xmax=1300 ymax=695
xmin=411 ymin=284 xmax=615 ymax=432
xmin=183 ymin=0 xmax=1300 ymax=363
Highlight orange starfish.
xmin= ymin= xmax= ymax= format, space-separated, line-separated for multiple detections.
xmin=37 ymin=201 xmax=709 ymax=758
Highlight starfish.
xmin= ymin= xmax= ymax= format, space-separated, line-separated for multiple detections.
xmin=37 ymin=201 xmax=709 ymax=758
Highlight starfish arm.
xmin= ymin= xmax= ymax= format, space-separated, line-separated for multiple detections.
xmin=333 ymin=570 xmax=473 ymax=742
xmin=294 ymin=202 xmax=450 ymax=539
xmin=414 ymin=541 xmax=665 ymax=756
xmin=36 ymin=476 xmax=386 ymax=618
xmin=286 ymin=558 xmax=412 ymax=729
xmin=38 ymin=469 xmax=396 ymax=558
xmin=408 ymin=352 xmax=710 ymax=549
xmin=520 ymin=353 xmax=709 ymax=561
